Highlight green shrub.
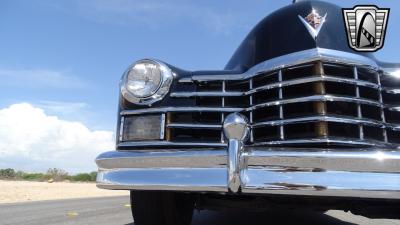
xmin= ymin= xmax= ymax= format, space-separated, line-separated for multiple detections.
xmin=71 ymin=173 xmax=92 ymax=182
xmin=21 ymin=173 xmax=45 ymax=181
xmin=46 ymin=168 xmax=69 ymax=181
xmin=0 ymin=168 xmax=16 ymax=178
xmin=1 ymin=168 xmax=97 ymax=182
xmin=90 ymin=172 xmax=97 ymax=181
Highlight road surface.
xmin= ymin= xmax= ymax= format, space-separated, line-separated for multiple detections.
xmin=0 ymin=196 xmax=399 ymax=225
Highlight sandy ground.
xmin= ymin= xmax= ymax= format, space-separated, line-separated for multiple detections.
xmin=0 ymin=180 xmax=128 ymax=203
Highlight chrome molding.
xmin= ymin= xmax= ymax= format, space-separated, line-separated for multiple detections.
xmin=97 ymin=168 xmax=228 ymax=192
xmin=383 ymin=88 xmax=400 ymax=94
xmin=118 ymin=141 xmax=227 ymax=148
xmin=167 ymin=123 xmax=222 ymax=129
xmin=96 ymin=150 xmax=227 ymax=169
xmin=121 ymin=95 xmax=384 ymax=116
xmin=249 ymin=137 xmax=392 ymax=148
xmin=171 ymin=91 xmax=245 ymax=98
xmin=172 ymin=75 xmax=379 ymax=98
xmin=247 ymin=95 xmax=382 ymax=111
xmin=181 ymin=48 xmax=379 ymax=82
xmin=96 ymin=148 xmax=400 ymax=199
xmin=251 ymin=115 xmax=392 ymax=129
xmin=387 ymin=106 xmax=400 ymax=112
xmin=120 ymin=107 xmax=242 ymax=115
xmin=381 ymin=67 xmax=400 ymax=78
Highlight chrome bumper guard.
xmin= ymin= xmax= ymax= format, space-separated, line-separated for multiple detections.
xmin=96 ymin=148 xmax=400 ymax=199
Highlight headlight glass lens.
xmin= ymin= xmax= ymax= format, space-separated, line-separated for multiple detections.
xmin=126 ymin=61 xmax=162 ymax=98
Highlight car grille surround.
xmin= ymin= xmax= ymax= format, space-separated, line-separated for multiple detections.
xmin=119 ymin=49 xmax=400 ymax=149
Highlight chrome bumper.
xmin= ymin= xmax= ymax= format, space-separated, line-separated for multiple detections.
xmin=96 ymin=148 xmax=400 ymax=199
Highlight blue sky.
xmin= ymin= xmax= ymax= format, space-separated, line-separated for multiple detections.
xmin=0 ymin=0 xmax=399 ymax=172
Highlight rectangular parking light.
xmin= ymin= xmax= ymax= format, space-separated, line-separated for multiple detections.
xmin=122 ymin=114 xmax=164 ymax=141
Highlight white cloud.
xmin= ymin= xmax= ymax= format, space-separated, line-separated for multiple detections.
xmin=34 ymin=101 xmax=89 ymax=115
xmin=0 ymin=103 xmax=114 ymax=173
xmin=0 ymin=69 xmax=85 ymax=89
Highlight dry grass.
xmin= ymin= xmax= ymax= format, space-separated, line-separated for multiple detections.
xmin=0 ymin=180 xmax=128 ymax=203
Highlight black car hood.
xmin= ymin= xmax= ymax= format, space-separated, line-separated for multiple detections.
xmin=225 ymin=0 xmax=374 ymax=71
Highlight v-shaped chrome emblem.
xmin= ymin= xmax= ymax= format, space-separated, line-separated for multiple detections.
xmin=298 ymin=9 xmax=327 ymax=39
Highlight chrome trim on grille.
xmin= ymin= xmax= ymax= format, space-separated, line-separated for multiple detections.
xmin=167 ymin=123 xmax=222 ymax=129
xmin=120 ymin=107 xmax=242 ymax=115
xmin=249 ymin=137 xmax=391 ymax=147
xmin=119 ymin=48 xmax=399 ymax=149
xmin=251 ymin=115 xmax=384 ymax=128
xmin=172 ymin=76 xmax=380 ymax=97
xmin=247 ymin=95 xmax=382 ymax=111
xmin=171 ymin=91 xmax=244 ymax=97
xmin=383 ymin=88 xmax=400 ymax=94
xmin=182 ymin=48 xmax=379 ymax=82
xmin=387 ymin=106 xmax=400 ymax=112
xmin=118 ymin=141 xmax=227 ymax=148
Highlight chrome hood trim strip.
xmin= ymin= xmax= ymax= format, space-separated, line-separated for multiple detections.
xmin=183 ymin=48 xmax=379 ymax=82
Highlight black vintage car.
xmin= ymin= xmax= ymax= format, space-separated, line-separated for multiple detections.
xmin=96 ymin=1 xmax=400 ymax=224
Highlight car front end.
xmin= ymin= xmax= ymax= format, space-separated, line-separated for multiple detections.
xmin=96 ymin=1 xmax=400 ymax=223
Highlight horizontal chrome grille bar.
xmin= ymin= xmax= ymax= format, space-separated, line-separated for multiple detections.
xmin=172 ymin=75 xmax=379 ymax=98
xmin=247 ymin=75 xmax=379 ymax=94
xmin=252 ymin=115 xmax=385 ymax=128
xmin=167 ymin=123 xmax=222 ymax=129
xmin=120 ymin=107 xmax=242 ymax=115
xmin=171 ymin=91 xmax=244 ymax=98
xmin=118 ymin=141 xmax=227 ymax=148
xmin=247 ymin=95 xmax=382 ymax=111
xmin=252 ymin=115 xmax=399 ymax=131
xmin=249 ymin=137 xmax=393 ymax=148
xmin=121 ymin=95 xmax=391 ymax=115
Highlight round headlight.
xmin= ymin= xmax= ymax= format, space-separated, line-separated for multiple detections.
xmin=121 ymin=59 xmax=173 ymax=105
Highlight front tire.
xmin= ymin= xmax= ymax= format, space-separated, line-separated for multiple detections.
xmin=130 ymin=191 xmax=194 ymax=225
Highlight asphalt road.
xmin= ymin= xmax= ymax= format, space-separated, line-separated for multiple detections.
xmin=0 ymin=196 xmax=399 ymax=225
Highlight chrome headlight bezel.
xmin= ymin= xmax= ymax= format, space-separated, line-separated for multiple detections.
xmin=121 ymin=59 xmax=173 ymax=105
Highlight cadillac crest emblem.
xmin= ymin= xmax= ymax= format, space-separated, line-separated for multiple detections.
xmin=298 ymin=9 xmax=327 ymax=39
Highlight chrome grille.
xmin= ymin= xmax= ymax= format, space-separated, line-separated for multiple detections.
xmin=119 ymin=49 xmax=400 ymax=149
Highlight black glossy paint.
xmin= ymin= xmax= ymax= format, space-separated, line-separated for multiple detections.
xmin=225 ymin=0 xmax=373 ymax=71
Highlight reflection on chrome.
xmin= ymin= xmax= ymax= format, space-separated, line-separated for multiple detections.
xmin=96 ymin=148 xmax=400 ymax=199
